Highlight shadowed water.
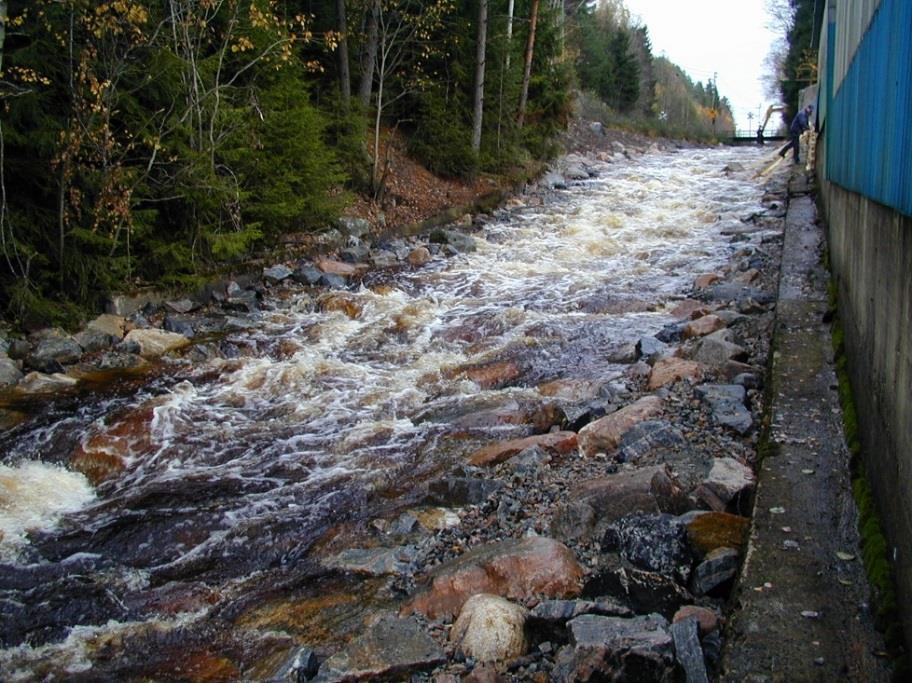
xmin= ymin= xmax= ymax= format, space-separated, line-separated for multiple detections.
xmin=0 ymin=146 xmax=767 ymax=679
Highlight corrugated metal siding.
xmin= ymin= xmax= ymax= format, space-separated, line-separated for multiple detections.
xmin=833 ymin=0 xmax=882 ymax=91
xmin=825 ymin=0 xmax=912 ymax=217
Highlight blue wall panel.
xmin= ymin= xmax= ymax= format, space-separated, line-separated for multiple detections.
xmin=825 ymin=0 xmax=912 ymax=217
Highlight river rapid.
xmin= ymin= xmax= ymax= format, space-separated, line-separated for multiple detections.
xmin=0 ymin=145 xmax=769 ymax=679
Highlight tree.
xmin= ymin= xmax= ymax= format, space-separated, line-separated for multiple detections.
xmin=337 ymin=0 xmax=352 ymax=103
xmin=471 ymin=0 xmax=488 ymax=152
xmin=517 ymin=0 xmax=540 ymax=128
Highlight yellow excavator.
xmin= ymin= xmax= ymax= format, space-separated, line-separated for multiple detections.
xmin=757 ymin=104 xmax=788 ymax=139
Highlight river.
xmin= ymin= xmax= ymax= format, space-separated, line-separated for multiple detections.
xmin=0 ymin=145 xmax=769 ymax=680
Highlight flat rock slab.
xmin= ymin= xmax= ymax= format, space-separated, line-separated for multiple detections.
xmin=316 ymin=615 xmax=445 ymax=681
xmin=578 ymin=395 xmax=663 ymax=456
xmin=468 ymin=431 xmax=578 ymax=467
xmin=721 ymin=187 xmax=890 ymax=680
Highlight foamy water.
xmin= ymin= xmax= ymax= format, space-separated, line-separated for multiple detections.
xmin=0 ymin=145 xmax=770 ymax=675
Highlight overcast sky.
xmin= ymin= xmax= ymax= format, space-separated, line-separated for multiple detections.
xmin=623 ymin=0 xmax=782 ymax=133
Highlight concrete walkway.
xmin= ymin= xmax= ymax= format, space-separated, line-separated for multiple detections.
xmin=721 ymin=172 xmax=891 ymax=681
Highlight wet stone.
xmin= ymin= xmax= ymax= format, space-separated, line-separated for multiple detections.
xmin=292 ymin=264 xmax=323 ymax=285
xmin=319 ymin=273 xmax=348 ymax=289
xmin=323 ymin=546 xmax=419 ymax=577
xmin=635 ymin=336 xmax=669 ymax=364
xmin=430 ymin=229 xmax=477 ymax=253
xmin=27 ymin=330 xmax=83 ymax=371
xmin=264 ymin=264 xmax=294 ymax=283
xmin=269 ymin=646 xmax=320 ymax=682
xmin=0 ymin=355 xmax=23 ymax=388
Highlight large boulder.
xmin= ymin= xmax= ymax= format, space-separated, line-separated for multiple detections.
xmin=551 ymin=466 xmax=689 ymax=542
xmin=578 ymin=395 xmax=663 ymax=456
xmin=429 ymin=228 xmax=477 ymax=253
xmin=450 ymin=594 xmax=528 ymax=662
xmin=691 ymin=329 xmax=748 ymax=366
xmin=697 ymin=457 xmax=756 ymax=510
xmin=123 ymin=329 xmax=191 ymax=358
xmin=581 ymin=556 xmax=693 ymax=618
xmin=316 ymin=615 xmax=445 ymax=681
xmin=27 ymin=329 xmax=83 ymax=371
xmin=403 ymin=536 xmax=583 ymax=620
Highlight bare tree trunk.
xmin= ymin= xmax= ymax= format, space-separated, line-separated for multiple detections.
xmin=358 ymin=0 xmax=379 ymax=108
xmin=336 ymin=0 xmax=351 ymax=104
xmin=471 ymin=0 xmax=487 ymax=152
xmin=517 ymin=0 xmax=539 ymax=128
xmin=505 ymin=0 xmax=514 ymax=68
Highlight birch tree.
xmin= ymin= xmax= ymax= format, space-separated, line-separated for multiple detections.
xmin=471 ymin=0 xmax=487 ymax=152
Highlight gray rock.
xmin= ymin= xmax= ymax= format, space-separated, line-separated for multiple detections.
xmin=603 ymin=513 xmax=692 ymax=582
xmin=164 ymin=298 xmax=198 ymax=314
xmin=670 ymin=616 xmax=709 ymax=683
xmin=74 ymin=327 xmax=117 ymax=354
xmin=106 ymin=291 xmax=165 ymax=317
xmin=337 ymin=216 xmax=370 ymax=238
xmin=699 ymin=457 xmax=756 ymax=508
xmin=163 ymin=316 xmax=195 ymax=338
xmin=429 ymin=229 xmax=477 ymax=253
xmin=582 ymin=555 xmax=693 ymax=618
xmin=319 ymin=273 xmax=347 ymax=289
xmin=554 ymin=614 xmax=675 ymax=682
xmin=27 ymin=330 xmax=83 ymax=371
xmin=692 ymin=329 xmax=748 ymax=366
xmin=424 ymin=476 xmax=503 ymax=506
xmin=617 ymin=420 xmax=687 ymax=464
xmin=691 ymin=547 xmax=740 ymax=596
xmin=293 ymin=264 xmax=323 ymax=286
xmin=339 ymin=244 xmax=370 ymax=263
xmin=7 ymin=339 xmax=31 ymax=360
xmin=264 ymin=264 xmax=294 ymax=284
xmin=0 ymin=355 xmax=23 ymax=388
xmin=701 ymin=283 xmax=774 ymax=306
xmin=370 ymin=251 xmax=399 ymax=269
xmin=505 ymin=445 xmax=553 ymax=476
xmin=563 ymin=162 xmax=591 ymax=181
xmin=695 ymin=384 xmax=752 ymax=434
xmin=225 ymin=290 xmax=259 ymax=313
xmin=388 ymin=512 xmax=420 ymax=536
xmin=315 ymin=615 xmax=445 ymax=682
xmin=323 ymin=546 xmax=418 ymax=576
xmin=733 ymin=372 xmax=762 ymax=389
xmin=551 ymin=466 xmax=689 ymax=543
xmin=530 ymin=599 xmax=633 ymax=624
xmin=589 ymin=121 xmax=605 ymax=136
xmin=636 ymin=336 xmax=669 ymax=365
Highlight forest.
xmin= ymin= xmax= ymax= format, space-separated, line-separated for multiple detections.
xmin=0 ymin=0 xmax=750 ymax=328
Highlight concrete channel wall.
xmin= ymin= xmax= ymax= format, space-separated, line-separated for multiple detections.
xmin=818 ymin=141 xmax=912 ymax=648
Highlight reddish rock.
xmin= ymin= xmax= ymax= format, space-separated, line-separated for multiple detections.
xmin=538 ymin=379 xmax=603 ymax=402
xmin=693 ymin=273 xmax=722 ymax=289
xmin=318 ymin=293 xmax=363 ymax=319
xmin=316 ymin=257 xmax=359 ymax=276
xmin=407 ymin=247 xmax=432 ymax=266
xmin=682 ymin=314 xmax=726 ymax=339
xmin=445 ymin=360 xmax=521 ymax=390
xmin=673 ymin=605 xmax=721 ymax=636
xmin=670 ymin=299 xmax=711 ymax=321
xmin=403 ymin=537 xmax=584 ymax=620
xmin=647 ymin=358 xmax=704 ymax=390
xmin=468 ymin=431 xmax=578 ymax=467
xmin=734 ymin=268 xmax=760 ymax=284
xmin=70 ymin=400 xmax=163 ymax=484
xmin=578 ymin=395 xmax=663 ymax=456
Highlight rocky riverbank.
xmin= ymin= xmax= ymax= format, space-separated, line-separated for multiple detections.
xmin=1 ymin=139 xmax=792 ymax=682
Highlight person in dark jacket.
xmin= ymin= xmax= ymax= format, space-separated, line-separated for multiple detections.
xmin=779 ymin=104 xmax=814 ymax=163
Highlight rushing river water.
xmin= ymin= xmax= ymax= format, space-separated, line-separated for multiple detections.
xmin=0 ymin=145 xmax=769 ymax=679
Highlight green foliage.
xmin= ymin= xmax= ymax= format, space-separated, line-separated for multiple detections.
xmin=575 ymin=9 xmax=640 ymax=113
xmin=780 ymin=0 xmax=822 ymax=119
xmin=408 ymin=90 xmax=478 ymax=178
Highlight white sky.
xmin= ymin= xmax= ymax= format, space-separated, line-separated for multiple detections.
xmin=623 ymin=0 xmax=782 ymax=133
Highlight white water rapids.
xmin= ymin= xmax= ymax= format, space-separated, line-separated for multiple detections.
xmin=0 ymin=145 xmax=770 ymax=677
